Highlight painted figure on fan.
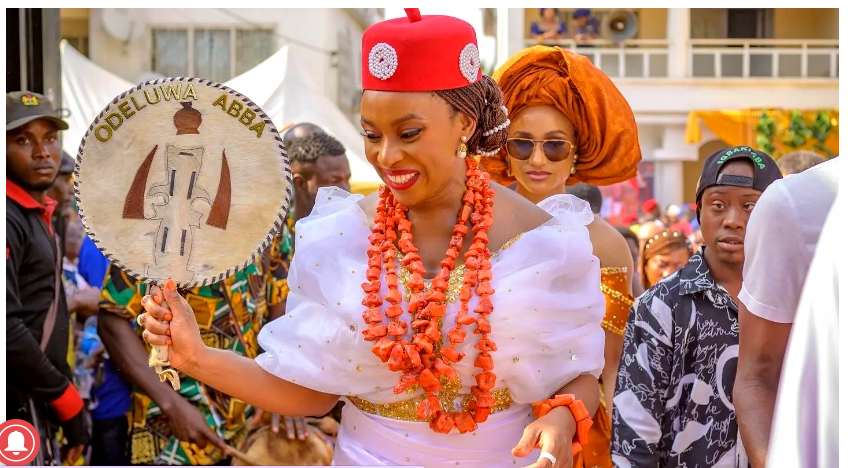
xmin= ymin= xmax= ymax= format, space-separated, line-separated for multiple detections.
xmin=483 ymin=44 xmax=643 ymax=468
xmin=138 ymin=9 xmax=605 ymax=468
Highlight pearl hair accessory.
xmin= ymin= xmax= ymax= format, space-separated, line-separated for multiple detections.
xmin=368 ymin=43 xmax=399 ymax=81
xmin=482 ymin=118 xmax=510 ymax=137
xmin=459 ymin=43 xmax=481 ymax=84
xmin=480 ymin=147 xmax=502 ymax=157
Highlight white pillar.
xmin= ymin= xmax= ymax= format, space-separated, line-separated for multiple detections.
xmin=653 ymin=124 xmax=700 ymax=207
xmin=496 ymin=8 xmax=509 ymax=66
xmin=496 ymin=8 xmax=525 ymax=66
xmin=508 ymin=9 xmax=525 ymax=58
xmin=654 ymin=161 xmax=684 ymax=207
xmin=667 ymin=8 xmax=690 ymax=79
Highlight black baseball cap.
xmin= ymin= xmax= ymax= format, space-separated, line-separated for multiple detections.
xmin=6 ymin=91 xmax=69 ymax=131
xmin=696 ymin=146 xmax=782 ymax=202
xmin=695 ymin=146 xmax=782 ymax=222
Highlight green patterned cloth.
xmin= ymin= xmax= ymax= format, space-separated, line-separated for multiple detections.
xmin=98 ymin=225 xmax=293 ymax=465
xmin=267 ymin=210 xmax=295 ymax=307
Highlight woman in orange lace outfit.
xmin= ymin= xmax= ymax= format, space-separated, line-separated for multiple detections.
xmin=484 ymin=45 xmax=642 ymax=468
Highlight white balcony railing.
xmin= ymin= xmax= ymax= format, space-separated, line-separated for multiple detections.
xmin=523 ymin=38 xmax=670 ymax=79
xmin=522 ymin=38 xmax=839 ymax=80
xmin=689 ymin=39 xmax=839 ymax=79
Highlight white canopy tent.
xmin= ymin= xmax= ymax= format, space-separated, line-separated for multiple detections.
xmin=60 ymin=41 xmax=381 ymax=193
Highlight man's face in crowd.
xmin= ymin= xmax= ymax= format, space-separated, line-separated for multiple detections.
xmin=7 ymin=119 xmax=62 ymax=192
xmin=699 ymin=160 xmax=761 ymax=265
xmin=313 ymin=154 xmax=352 ymax=194
xmin=47 ymin=173 xmax=74 ymax=210
xmin=295 ymin=154 xmax=352 ymax=207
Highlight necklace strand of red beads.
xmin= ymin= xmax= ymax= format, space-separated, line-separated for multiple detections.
xmin=361 ymin=157 xmax=497 ymax=434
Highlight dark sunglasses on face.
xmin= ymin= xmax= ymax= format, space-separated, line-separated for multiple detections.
xmin=506 ymin=138 xmax=576 ymax=162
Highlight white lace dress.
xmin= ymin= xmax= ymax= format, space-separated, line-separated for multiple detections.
xmin=257 ymin=187 xmax=605 ymax=467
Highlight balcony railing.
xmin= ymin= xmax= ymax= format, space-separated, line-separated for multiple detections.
xmin=523 ymin=38 xmax=670 ymax=79
xmin=522 ymin=38 xmax=839 ymax=80
xmin=689 ymin=39 xmax=839 ymax=79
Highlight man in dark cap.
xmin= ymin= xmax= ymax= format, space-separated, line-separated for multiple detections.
xmin=612 ymin=146 xmax=782 ymax=468
xmin=48 ymin=151 xmax=75 ymax=213
xmin=6 ymin=90 xmax=90 ymax=464
xmin=47 ymin=151 xmax=76 ymax=245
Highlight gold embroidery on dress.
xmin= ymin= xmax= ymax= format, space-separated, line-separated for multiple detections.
xmin=600 ymin=267 xmax=634 ymax=336
xmin=348 ymin=376 xmax=514 ymax=422
xmin=397 ymin=233 xmax=523 ymax=302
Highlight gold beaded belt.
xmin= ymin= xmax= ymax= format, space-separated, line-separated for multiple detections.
xmin=347 ymin=379 xmax=514 ymax=422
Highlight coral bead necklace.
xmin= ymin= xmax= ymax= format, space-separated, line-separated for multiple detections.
xmin=361 ymin=157 xmax=497 ymax=434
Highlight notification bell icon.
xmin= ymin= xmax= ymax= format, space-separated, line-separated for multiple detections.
xmin=5 ymin=430 xmax=27 ymax=455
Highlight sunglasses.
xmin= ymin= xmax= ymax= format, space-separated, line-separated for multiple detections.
xmin=506 ymin=138 xmax=576 ymax=162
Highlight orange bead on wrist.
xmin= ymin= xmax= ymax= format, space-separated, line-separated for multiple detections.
xmin=532 ymin=394 xmax=593 ymax=455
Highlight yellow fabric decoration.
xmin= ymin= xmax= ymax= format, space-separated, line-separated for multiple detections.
xmin=686 ymin=108 xmax=839 ymax=156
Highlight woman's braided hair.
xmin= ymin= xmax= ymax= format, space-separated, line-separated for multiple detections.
xmin=435 ymin=75 xmax=509 ymax=157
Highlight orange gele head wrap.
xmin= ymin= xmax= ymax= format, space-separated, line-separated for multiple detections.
xmin=483 ymin=45 xmax=642 ymax=187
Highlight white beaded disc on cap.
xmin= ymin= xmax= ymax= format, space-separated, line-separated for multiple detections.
xmin=459 ymin=43 xmax=481 ymax=83
xmin=368 ymin=43 xmax=398 ymax=81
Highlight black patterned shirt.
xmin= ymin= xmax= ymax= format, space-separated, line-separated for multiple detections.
xmin=611 ymin=249 xmax=748 ymax=468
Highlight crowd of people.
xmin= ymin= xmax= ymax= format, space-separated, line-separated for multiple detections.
xmin=7 ymin=8 xmax=838 ymax=468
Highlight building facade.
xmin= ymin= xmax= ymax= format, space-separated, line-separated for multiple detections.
xmin=60 ymin=8 xmax=383 ymax=123
xmin=497 ymin=8 xmax=839 ymax=207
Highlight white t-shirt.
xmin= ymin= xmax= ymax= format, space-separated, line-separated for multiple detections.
xmin=766 ymin=198 xmax=839 ymax=468
xmin=738 ymin=158 xmax=839 ymax=323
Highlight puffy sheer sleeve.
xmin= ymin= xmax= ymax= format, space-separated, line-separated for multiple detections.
xmin=256 ymin=187 xmax=398 ymax=397
xmin=489 ymin=194 xmax=605 ymax=403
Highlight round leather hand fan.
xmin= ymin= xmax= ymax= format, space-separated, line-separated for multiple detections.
xmin=75 ymin=77 xmax=292 ymax=391
xmin=74 ymin=77 xmax=292 ymax=289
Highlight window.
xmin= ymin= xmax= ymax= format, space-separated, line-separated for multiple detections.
xmin=61 ymin=15 xmax=90 ymax=58
xmin=152 ymin=28 xmax=274 ymax=82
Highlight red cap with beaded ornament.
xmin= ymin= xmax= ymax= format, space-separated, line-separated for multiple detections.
xmin=362 ymin=8 xmax=482 ymax=92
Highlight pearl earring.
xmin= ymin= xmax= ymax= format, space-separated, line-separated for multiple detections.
xmin=456 ymin=135 xmax=468 ymax=159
